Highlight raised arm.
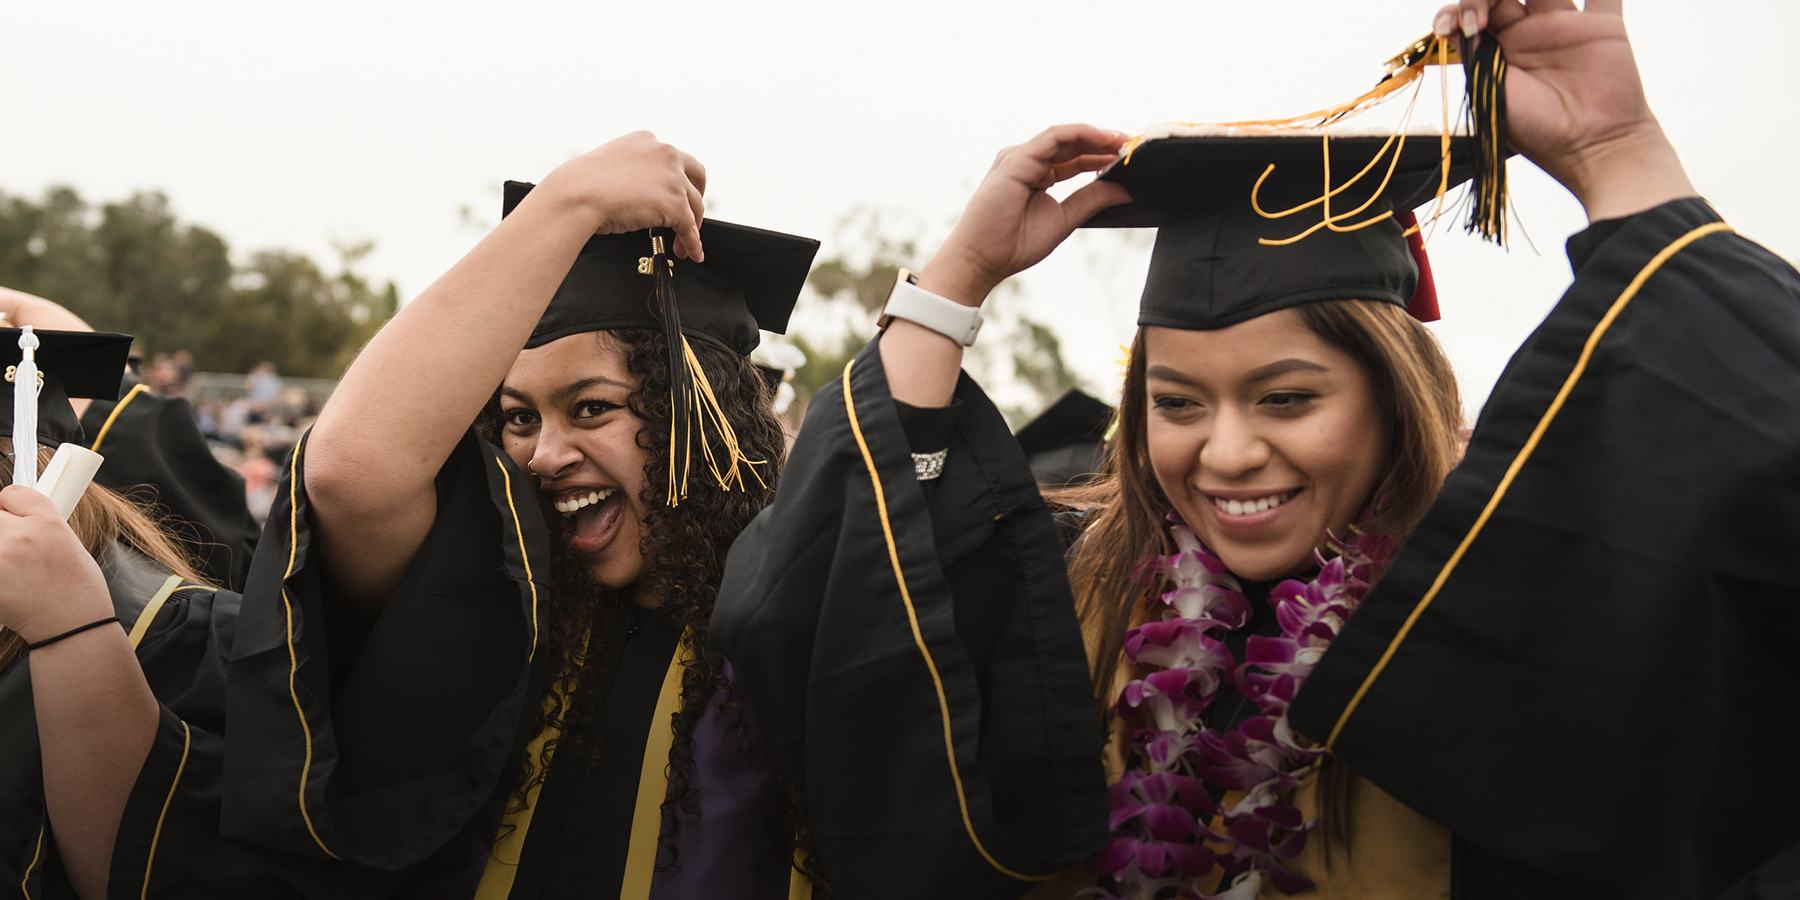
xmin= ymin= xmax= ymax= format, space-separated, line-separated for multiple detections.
xmin=302 ymin=133 xmax=706 ymax=614
xmin=0 ymin=484 xmax=155 ymax=900
xmin=881 ymin=125 xmax=1130 ymax=408
xmin=1436 ymin=0 xmax=1696 ymax=223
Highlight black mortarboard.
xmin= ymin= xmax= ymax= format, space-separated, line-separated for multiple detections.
xmin=1016 ymin=388 xmax=1114 ymax=487
xmin=501 ymin=180 xmax=818 ymax=356
xmin=502 ymin=180 xmax=820 ymax=505
xmin=1080 ymin=30 xmax=1511 ymax=332
xmin=1084 ymin=128 xmax=1474 ymax=330
xmin=2 ymin=327 xmax=131 ymax=449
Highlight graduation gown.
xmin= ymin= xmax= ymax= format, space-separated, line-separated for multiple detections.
xmin=0 ymin=540 xmax=251 ymax=899
xmin=112 ymin=426 xmax=789 ymax=899
xmin=81 ymin=378 xmax=260 ymax=590
xmin=1288 ymin=197 xmax=1800 ymax=899
xmin=712 ymin=340 xmax=1111 ymax=900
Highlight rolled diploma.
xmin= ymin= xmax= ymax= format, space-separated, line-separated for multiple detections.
xmin=34 ymin=443 xmax=102 ymax=520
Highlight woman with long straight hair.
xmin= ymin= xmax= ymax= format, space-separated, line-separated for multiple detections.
xmin=713 ymin=2 xmax=1778 ymax=897
xmin=0 ymin=322 xmax=240 ymax=900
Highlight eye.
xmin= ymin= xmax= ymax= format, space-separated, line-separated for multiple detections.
xmin=1151 ymin=394 xmax=1203 ymax=417
xmin=501 ymin=407 xmax=539 ymax=431
xmin=1260 ymin=391 xmax=1315 ymax=411
xmin=573 ymin=400 xmax=623 ymax=421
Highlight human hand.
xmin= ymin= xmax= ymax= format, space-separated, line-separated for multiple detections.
xmin=918 ymin=125 xmax=1132 ymax=306
xmin=1434 ymin=0 xmax=1696 ymax=221
xmin=0 ymin=484 xmax=111 ymax=645
xmin=533 ymin=131 xmax=709 ymax=261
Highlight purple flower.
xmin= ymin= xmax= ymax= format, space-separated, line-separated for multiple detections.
xmin=1097 ymin=521 xmax=1391 ymax=900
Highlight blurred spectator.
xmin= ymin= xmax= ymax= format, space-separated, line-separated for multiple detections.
xmin=193 ymin=400 xmax=219 ymax=439
xmin=238 ymin=425 xmax=280 ymax=524
xmin=168 ymin=349 xmax=195 ymax=398
xmin=245 ymin=361 xmax=283 ymax=405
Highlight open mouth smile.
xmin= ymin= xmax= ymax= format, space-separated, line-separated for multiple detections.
xmin=1208 ymin=489 xmax=1300 ymax=518
xmin=554 ymin=488 xmax=617 ymax=516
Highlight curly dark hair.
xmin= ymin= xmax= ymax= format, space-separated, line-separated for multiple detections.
xmin=478 ymin=328 xmax=829 ymax=894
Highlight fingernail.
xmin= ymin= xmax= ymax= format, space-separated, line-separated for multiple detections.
xmin=1433 ymin=10 xmax=1454 ymax=36
xmin=1460 ymin=9 xmax=1479 ymax=37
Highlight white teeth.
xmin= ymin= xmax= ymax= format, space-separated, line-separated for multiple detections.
xmin=1212 ymin=490 xmax=1295 ymax=517
xmin=555 ymin=488 xmax=614 ymax=516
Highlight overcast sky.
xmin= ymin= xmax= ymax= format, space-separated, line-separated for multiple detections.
xmin=4 ymin=0 xmax=1794 ymax=416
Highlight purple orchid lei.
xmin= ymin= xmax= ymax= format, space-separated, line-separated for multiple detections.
xmin=1091 ymin=517 xmax=1394 ymax=900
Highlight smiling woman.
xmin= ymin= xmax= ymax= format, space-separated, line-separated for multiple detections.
xmin=74 ymin=133 xmax=825 ymax=900
xmin=715 ymin=2 xmax=1800 ymax=898
xmin=713 ymin=115 xmax=1474 ymax=896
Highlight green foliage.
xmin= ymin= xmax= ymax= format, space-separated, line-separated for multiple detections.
xmin=1009 ymin=317 xmax=1080 ymax=413
xmin=793 ymin=206 xmax=1089 ymax=427
xmin=0 ymin=185 xmax=396 ymax=377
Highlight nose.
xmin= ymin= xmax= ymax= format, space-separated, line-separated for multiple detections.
xmin=1198 ymin=404 xmax=1271 ymax=481
xmin=527 ymin=419 xmax=584 ymax=480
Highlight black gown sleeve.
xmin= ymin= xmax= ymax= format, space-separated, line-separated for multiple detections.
xmin=81 ymin=381 xmax=261 ymax=591
xmin=1289 ymin=197 xmax=1800 ymax=900
xmin=200 ymin=427 xmax=551 ymax=898
xmin=712 ymin=338 xmax=1108 ymax=900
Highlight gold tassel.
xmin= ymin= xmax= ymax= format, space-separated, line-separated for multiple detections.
xmin=1119 ymin=32 xmax=1510 ymax=248
xmin=649 ymin=232 xmax=768 ymax=507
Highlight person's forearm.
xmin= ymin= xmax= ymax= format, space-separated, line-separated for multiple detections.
xmin=306 ymin=187 xmax=602 ymax=501
xmin=1561 ymin=122 xmax=1698 ymax=225
xmin=0 ymin=287 xmax=93 ymax=333
xmin=31 ymin=625 xmax=158 ymax=900
xmin=879 ymin=256 xmax=992 ymax=409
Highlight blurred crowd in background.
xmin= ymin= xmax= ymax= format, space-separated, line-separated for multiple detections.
xmin=142 ymin=352 xmax=324 ymax=525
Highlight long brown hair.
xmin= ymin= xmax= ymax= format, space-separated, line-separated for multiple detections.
xmin=0 ymin=444 xmax=208 ymax=671
xmin=1058 ymin=300 xmax=1463 ymax=858
xmin=1063 ymin=299 xmax=1463 ymax=704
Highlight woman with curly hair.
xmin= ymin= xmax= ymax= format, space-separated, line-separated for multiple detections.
xmin=107 ymin=132 xmax=824 ymax=899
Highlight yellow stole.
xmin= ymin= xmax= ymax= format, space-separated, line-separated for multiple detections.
xmin=474 ymin=641 xmax=812 ymax=900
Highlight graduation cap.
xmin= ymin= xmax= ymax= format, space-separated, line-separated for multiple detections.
xmin=1082 ymin=31 xmax=1508 ymax=330
xmin=501 ymin=181 xmax=820 ymax=504
xmin=1015 ymin=388 xmax=1114 ymax=487
xmin=502 ymin=181 xmax=817 ymax=356
xmin=4 ymin=327 xmax=132 ymax=455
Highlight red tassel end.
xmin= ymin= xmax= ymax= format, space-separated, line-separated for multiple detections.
xmin=1397 ymin=211 xmax=1440 ymax=323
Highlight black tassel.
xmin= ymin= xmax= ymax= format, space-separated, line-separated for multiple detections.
xmin=648 ymin=228 xmax=692 ymax=505
xmin=1462 ymin=31 xmax=1509 ymax=244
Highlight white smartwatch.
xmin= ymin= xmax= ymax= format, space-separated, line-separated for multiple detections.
xmin=877 ymin=269 xmax=984 ymax=347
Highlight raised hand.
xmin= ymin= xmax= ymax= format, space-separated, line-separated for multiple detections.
xmin=532 ymin=131 xmax=709 ymax=261
xmin=1434 ymin=0 xmax=1696 ymax=221
xmin=0 ymin=483 xmax=111 ymax=644
xmin=918 ymin=124 xmax=1132 ymax=306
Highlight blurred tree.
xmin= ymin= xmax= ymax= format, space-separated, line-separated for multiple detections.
xmin=798 ymin=207 xmax=1087 ymax=426
xmin=0 ymin=185 xmax=396 ymax=377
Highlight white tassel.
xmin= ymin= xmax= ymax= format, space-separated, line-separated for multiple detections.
xmin=11 ymin=326 xmax=40 ymax=489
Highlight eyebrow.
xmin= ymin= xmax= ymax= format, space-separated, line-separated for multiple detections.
xmin=1145 ymin=358 xmax=1328 ymax=387
xmin=500 ymin=375 xmax=633 ymax=407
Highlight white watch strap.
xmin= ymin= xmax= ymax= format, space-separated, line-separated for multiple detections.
xmin=880 ymin=278 xmax=983 ymax=347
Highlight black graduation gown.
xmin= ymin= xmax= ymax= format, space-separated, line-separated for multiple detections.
xmin=211 ymin=427 xmax=550 ymax=898
xmin=91 ymin=423 xmax=787 ymax=899
xmin=1288 ymin=197 xmax=1800 ymax=899
xmin=81 ymin=378 xmax=260 ymax=590
xmin=0 ymin=541 xmax=252 ymax=899
xmin=712 ymin=339 xmax=1110 ymax=900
